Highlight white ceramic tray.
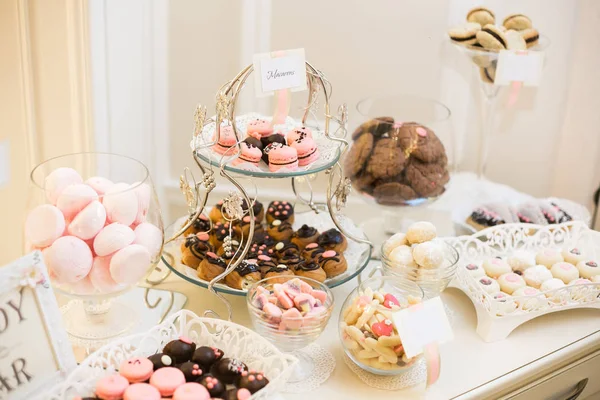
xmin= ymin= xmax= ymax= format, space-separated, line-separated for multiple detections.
xmin=446 ymin=221 xmax=600 ymax=342
xmin=43 ymin=310 xmax=297 ymax=400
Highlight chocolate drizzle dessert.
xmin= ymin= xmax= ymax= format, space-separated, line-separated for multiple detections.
xmin=317 ymin=229 xmax=345 ymax=247
xmin=296 ymin=261 xmax=321 ymax=271
xmin=470 ymin=208 xmax=505 ymax=227
xmin=293 ymin=224 xmax=318 ymax=238
xmin=236 ymin=260 xmax=260 ymax=276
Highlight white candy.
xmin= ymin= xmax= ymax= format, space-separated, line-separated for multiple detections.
xmin=103 ymin=183 xmax=139 ymax=226
xmin=405 ymin=221 xmax=436 ymax=244
xmin=523 ymin=265 xmax=553 ymax=288
xmin=388 ymin=245 xmax=416 ymax=268
xmin=383 ymin=233 xmax=407 ymax=258
xmin=507 ymin=251 xmax=535 ymax=274
xmin=412 ymin=241 xmax=443 ymax=269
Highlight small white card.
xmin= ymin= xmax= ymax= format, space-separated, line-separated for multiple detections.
xmin=253 ymin=48 xmax=307 ymax=97
xmin=494 ymin=50 xmax=544 ymax=86
xmin=392 ymin=297 xmax=453 ymax=358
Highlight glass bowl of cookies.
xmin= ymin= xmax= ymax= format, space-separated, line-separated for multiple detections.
xmin=339 ymin=275 xmax=424 ymax=375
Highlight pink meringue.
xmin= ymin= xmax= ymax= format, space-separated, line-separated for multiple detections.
xmin=109 ymin=244 xmax=151 ymax=284
xmin=56 ymin=183 xmax=98 ymax=219
xmin=93 ymin=223 xmax=135 ymax=256
xmin=89 ymin=255 xmax=125 ymax=293
xmin=44 ymin=167 xmax=83 ymax=204
xmin=131 ymin=182 xmax=151 ymax=224
xmin=25 ymin=204 xmax=65 ymax=247
xmin=85 ymin=176 xmax=114 ymax=196
xmin=133 ymin=223 xmax=163 ymax=258
xmin=103 ymin=183 xmax=139 ymax=226
xmin=68 ymin=200 xmax=106 ymax=240
xmin=47 ymin=236 xmax=93 ymax=283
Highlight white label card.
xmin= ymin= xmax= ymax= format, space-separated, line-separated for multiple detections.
xmin=391 ymin=297 xmax=453 ymax=358
xmin=253 ymin=48 xmax=307 ymax=97
xmin=494 ymin=50 xmax=544 ymax=86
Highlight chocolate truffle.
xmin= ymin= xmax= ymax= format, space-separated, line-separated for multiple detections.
xmin=148 ymin=353 xmax=174 ymax=371
xmin=210 ymin=358 xmax=248 ymax=385
xmin=192 ymin=346 xmax=224 ymax=370
xmin=162 ymin=336 xmax=196 ymax=364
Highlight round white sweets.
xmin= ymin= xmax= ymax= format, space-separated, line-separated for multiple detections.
xmin=412 ymin=241 xmax=444 ymax=269
xmin=569 ymin=278 xmax=593 ymax=301
xmin=513 ymin=287 xmax=545 ymax=310
xmin=541 ymin=277 xmax=566 ymax=292
xmin=562 ymin=247 xmax=585 ymax=265
xmin=383 ymin=232 xmax=407 ymax=258
xmin=478 ymin=277 xmax=500 ymax=294
xmin=507 ymin=251 xmax=535 ymax=274
xmin=535 ymin=249 xmax=564 ymax=269
xmin=491 ymin=292 xmax=517 ymax=315
xmin=482 ymin=258 xmax=511 ymax=278
xmin=464 ymin=263 xmax=485 ymax=278
xmin=576 ymin=260 xmax=600 ymax=280
xmin=497 ymin=272 xmax=526 ymax=294
xmin=550 ymin=262 xmax=579 ymax=284
xmin=523 ymin=265 xmax=553 ymax=288
xmin=388 ymin=245 xmax=416 ymax=268
xmin=405 ymin=221 xmax=436 ymax=245
xmin=540 ymin=278 xmax=567 ymax=303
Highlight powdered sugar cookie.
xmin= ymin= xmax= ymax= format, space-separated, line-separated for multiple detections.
xmin=550 ymin=262 xmax=579 ymax=284
xmin=507 ymin=251 xmax=535 ymax=274
xmin=412 ymin=241 xmax=444 ymax=269
xmin=478 ymin=277 xmax=500 ymax=294
xmin=523 ymin=265 xmax=553 ymax=288
xmin=405 ymin=221 xmax=437 ymax=244
xmin=482 ymin=258 xmax=511 ymax=278
xmin=562 ymin=247 xmax=585 ymax=265
xmin=535 ymin=249 xmax=563 ymax=269
xmin=497 ymin=272 xmax=526 ymax=294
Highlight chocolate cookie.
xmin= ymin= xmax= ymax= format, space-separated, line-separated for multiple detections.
xmin=373 ymin=182 xmax=419 ymax=205
xmin=365 ymin=138 xmax=406 ymax=180
xmin=393 ymin=122 xmax=445 ymax=163
xmin=404 ymin=158 xmax=449 ymax=197
xmin=351 ymin=117 xmax=394 ymax=140
xmin=344 ymin=132 xmax=374 ymax=178
xmin=350 ymin=172 xmax=377 ymax=194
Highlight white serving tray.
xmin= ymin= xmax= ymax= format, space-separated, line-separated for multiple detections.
xmin=446 ymin=222 xmax=600 ymax=342
xmin=43 ymin=310 xmax=297 ymax=399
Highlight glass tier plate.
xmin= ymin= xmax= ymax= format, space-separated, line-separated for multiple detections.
xmin=162 ymin=210 xmax=372 ymax=296
xmin=189 ymin=113 xmax=342 ymax=178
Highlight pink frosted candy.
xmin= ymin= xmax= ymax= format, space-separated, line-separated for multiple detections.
xmin=133 ymin=223 xmax=163 ymax=258
xmin=89 ymin=255 xmax=124 ymax=293
xmin=253 ymin=293 xmax=269 ymax=309
xmin=311 ymin=289 xmax=328 ymax=304
xmin=293 ymin=293 xmax=316 ymax=313
xmin=47 ymin=236 xmax=93 ymax=283
xmin=68 ymin=200 xmax=106 ymax=240
xmin=109 ymin=244 xmax=151 ymax=285
xmin=281 ymin=308 xmax=303 ymax=330
xmin=94 ymin=223 xmax=135 ymax=256
xmin=56 ymin=184 xmax=99 ymax=219
xmin=131 ymin=182 xmax=151 ymax=224
xmin=283 ymin=279 xmax=302 ymax=298
xmin=298 ymin=279 xmax=313 ymax=294
xmin=69 ymin=275 xmax=96 ymax=295
xmin=276 ymin=291 xmax=294 ymax=309
xmin=25 ymin=204 xmax=65 ymax=247
xmin=44 ymin=167 xmax=83 ymax=205
xmin=263 ymin=302 xmax=283 ymax=322
xmin=372 ymin=320 xmax=394 ymax=337
xmin=86 ymin=176 xmax=114 ymax=196
xmin=103 ymin=183 xmax=139 ymax=226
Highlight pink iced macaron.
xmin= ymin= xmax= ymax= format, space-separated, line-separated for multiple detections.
xmin=44 ymin=167 xmax=83 ymax=205
xmin=56 ymin=183 xmax=99 ymax=219
xmin=95 ymin=374 xmax=129 ymax=400
xmin=119 ymin=357 xmax=154 ymax=383
xmin=25 ymin=204 xmax=65 ymax=247
xmin=234 ymin=141 xmax=262 ymax=166
xmin=213 ymin=125 xmax=238 ymax=155
xmin=48 ymin=236 xmax=93 ymax=283
xmin=290 ymin=135 xmax=319 ymax=166
xmin=268 ymin=145 xmax=298 ymax=172
xmin=86 ymin=176 xmax=114 ymax=196
xmin=109 ymin=244 xmax=151 ymax=285
xmin=103 ymin=183 xmax=139 ymax=226
xmin=134 ymin=223 xmax=163 ymax=258
xmin=123 ymin=383 xmax=160 ymax=400
xmin=149 ymin=367 xmax=186 ymax=397
xmin=68 ymin=200 xmax=107 ymax=240
xmin=94 ymin=223 xmax=135 ymax=256
xmin=286 ymin=126 xmax=313 ymax=145
xmin=172 ymin=382 xmax=210 ymax=400
xmin=131 ymin=182 xmax=151 ymax=224
xmin=247 ymin=118 xmax=273 ymax=139
xmin=89 ymin=255 xmax=124 ymax=293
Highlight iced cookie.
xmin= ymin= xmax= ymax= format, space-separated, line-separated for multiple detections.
xmin=497 ymin=272 xmax=526 ymax=295
xmin=550 ymin=262 xmax=579 ymax=284
xmin=523 ymin=265 xmax=553 ymax=288
xmin=464 ymin=263 xmax=485 ymax=278
xmin=507 ymin=251 xmax=535 ymax=274
xmin=412 ymin=241 xmax=444 ymax=269
xmin=562 ymin=247 xmax=585 ymax=265
xmin=503 ymin=14 xmax=532 ymax=31
xmin=492 ymin=292 xmax=517 ymax=315
xmin=482 ymin=258 xmax=511 ymax=278
xmin=512 ymin=287 xmax=544 ymax=310
xmin=576 ymin=260 xmax=600 ymax=280
xmin=478 ymin=277 xmax=500 ymax=294
xmin=476 ymin=24 xmax=507 ymax=50
xmin=540 ymin=278 xmax=566 ymax=294
xmin=535 ymin=249 xmax=564 ymax=269
xmin=405 ymin=221 xmax=437 ymax=244
xmin=467 ymin=6 xmax=494 ymax=26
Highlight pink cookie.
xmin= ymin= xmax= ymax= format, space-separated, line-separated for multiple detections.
xmin=56 ymin=183 xmax=99 ymax=219
xmin=89 ymin=255 xmax=124 ymax=293
xmin=149 ymin=367 xmax=186 ymax=397
xmin=86 ymin=176 xmax=114 ymax=196
xmin=68 ymin=200 xmax=107 ymax=240
xmin=103 ymin=183 xmax=139 ymax=226
xmin=94 ymin=223 xmax=135 ymax=256
xmin=235 ymin=142 xmax=262 ymax=166
xmin=95 ymin=373 xmax=129 ymax=400
xmin=268 ymin=145 xmax=298 ymax=172
xmin=172 ymin=382 xmax=210 ymax=400
xmin=213 ymin=125 xmax=238 ymax=155
xmin=134 ymin=223 xmax=163 ymax=258
xmin=44 ymin=167 xmax=83 ymax=205
xmin=131 ymin=182 xmax=151 ymax=224
xmin=25 ymin=204 xmax=65 ymax=247
xmin=48 ymin=236 xmax=93 ymax=283
xmin=109 ymin=244 xmax=151 ymax=284
xmin=119 ymin=357 xmax=154 ymax=383
xmin=286 ymin=126 xmax=313 ymax=145
xmin=247 ymin=118 xmax=273 ymax=139
xmin=123 ymin=383 xmax=160 ymax=400
xmin=291 ymin=136 xmax=319 ymax=166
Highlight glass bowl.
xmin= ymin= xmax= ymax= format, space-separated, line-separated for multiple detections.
xmin=380 ymin=240 xmax=459 ymax=298
xmin=247 ymin=276 xmax=334 ymax=382
xmin=26 ymin=152 xmax=164 ymax=339
xmin=339 ymin=276 xmax=424 ymax=375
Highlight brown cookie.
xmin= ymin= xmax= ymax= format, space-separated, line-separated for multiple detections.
xmin=351 ymin=173 xmax=377 ymax=194
xmin=392 ymin=122 xmax=445 ymax=163
xmin=351 ymin=117 xmax=394 ymax=140
xmin=373 ymin=182 xmax=419 ymax=205
xmin=404 ymin=158 xmax=449 ymax=197
xmin=365 ymin=138 xmax=406 ymax=180
xmin=343 ymin=132 xmax=374 ymax=178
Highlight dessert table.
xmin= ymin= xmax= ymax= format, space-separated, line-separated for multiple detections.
xmin=145 ymin=260 xmax=600 ymax=399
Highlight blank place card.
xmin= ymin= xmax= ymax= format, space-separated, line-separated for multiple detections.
xmin=495 ymin=50 xmax=545 ymax=86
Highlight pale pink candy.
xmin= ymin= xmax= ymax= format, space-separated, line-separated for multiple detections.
xmin=89 ymin=255 xmax=125 ymax=293
xmin=131 ymin=182 xmax=151 ymax=224
xmin=109 ymin=244 xmax=151 ymax=284
xmin=293 ymin=293 xmax=316 ymax=313
xmin=253 ymin=293 xmax=269 ymax=309
xmin=281 ymin=308 xmax=302 ymax=330
xmin=56 ymin=184 xmax=99 ymax=219
xmin=44 ymin=167 xmax=83 ymax=205
xmin=94 ymin=223 xmax=135 ymax=256
xmin=311 ymin=289 xmax=328 ymax=304
xmin=103 ymin=183 xmax=139 ymax=226
xmin=85 ymin=176 xmax=114 ymax=196
xmin=48 ymin=236 xmax=93 ymax=283
xmin=262 ymin=303 xmax=283 ymax=323
xmin=283 ymin=280 xmax=302 ymax=299
xmin=276 ymin=291 xmax=294 ymax=309
xmin=133 ymin=222 xmax=163 ymax=258
xmin=68 ymin=200 xmax=106 ymax=240
xmin=69 ymin=275 xmax=96 ymax=295
xmin=298 ymin=280 xmax=313 ymax=294
xmin=25 ymin=204 xmax=65 ymax=247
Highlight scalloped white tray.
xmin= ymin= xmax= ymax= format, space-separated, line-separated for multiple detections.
xmin=445 ymin=222 xmax=600 ymax=342
xmin=42 ymin=310 xmax=297 ymax=400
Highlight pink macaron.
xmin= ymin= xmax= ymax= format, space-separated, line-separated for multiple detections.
xmin=68 ymin=200 xmax=107 ymax=240
xmin=123 ymin=383 xmax=160 ymax=400
xmin=109 ymin=244 xmax=151 ymax=285
xmin=149 ymin=367 xmax=186 ymax=397
xmin=213 ymin=125 xmax=238 ymax=155
xmin=290 ymin=135 xmax=319 ymax=166
xmin=247 ymin=118 xmax=273 ymax=139
xmin=47 ymin=236 xmax=93 ymax=283
xmin=56 ymin=183 xmax=99 ymax=220
xmin=44 ymin=167 xmax=83 ymax=205
xmin=103 ymin=183 xmax=139 ymax=226
xmin=268 ymin=145 xmax=298 ymax=172
xmin=119 ymin=357 xmax=154 ymax=383
xmin=234 ymin=141 xmax=262 ymax=166
xmin=94 ymin=223 xmax=135 ymax=256
xmin=172 ymin=383 xmax=210 ymax=400
xmin=95 ymin=374 xmax=129 ymax=400
xmin=286 ymin=126 xmax=313 ymax=145
xmin=86 ymin=176 xmax=114 ymax=196
xmin=25 ymin=204 xmax=65 ymax=247
xmin=131 ymin=182 xmax=151 ymax=224
xmin=134 ymin=222 xmax=163 ymax=258
xmin=89 ymin=255 xmax=124 ymax=293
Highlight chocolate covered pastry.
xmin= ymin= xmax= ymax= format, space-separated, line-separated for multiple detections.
xmin=266 ymin=201 xmax=294 ymax=224
xmin=291 ymin=224 xmax=320 ymax=250
xmin=301 ymin=243 xmax=326 ymax=262
xmin=257 ymin=254 xmax=278 ymax=276
xmin=267 ymin=219 xmax=294 ymax=241
xmin=181 ymin=233 xmax=214 ymax=268
xmin=317 ymin=229 xmax=348 ymax=253
xmin=294 ymin=261 xmax=327 ymax=282
xmin=183 ymin=212 xmax=211 ymax=236
xmin=264 ymin=264 xmax=295 ymax=284
xmin=318 ymin=250 xmax=348 ymax=278
xmin=197 ymin=252 xmax=227 ymax=282
xmin=224 ymin=260 xmax=261 ymax=290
